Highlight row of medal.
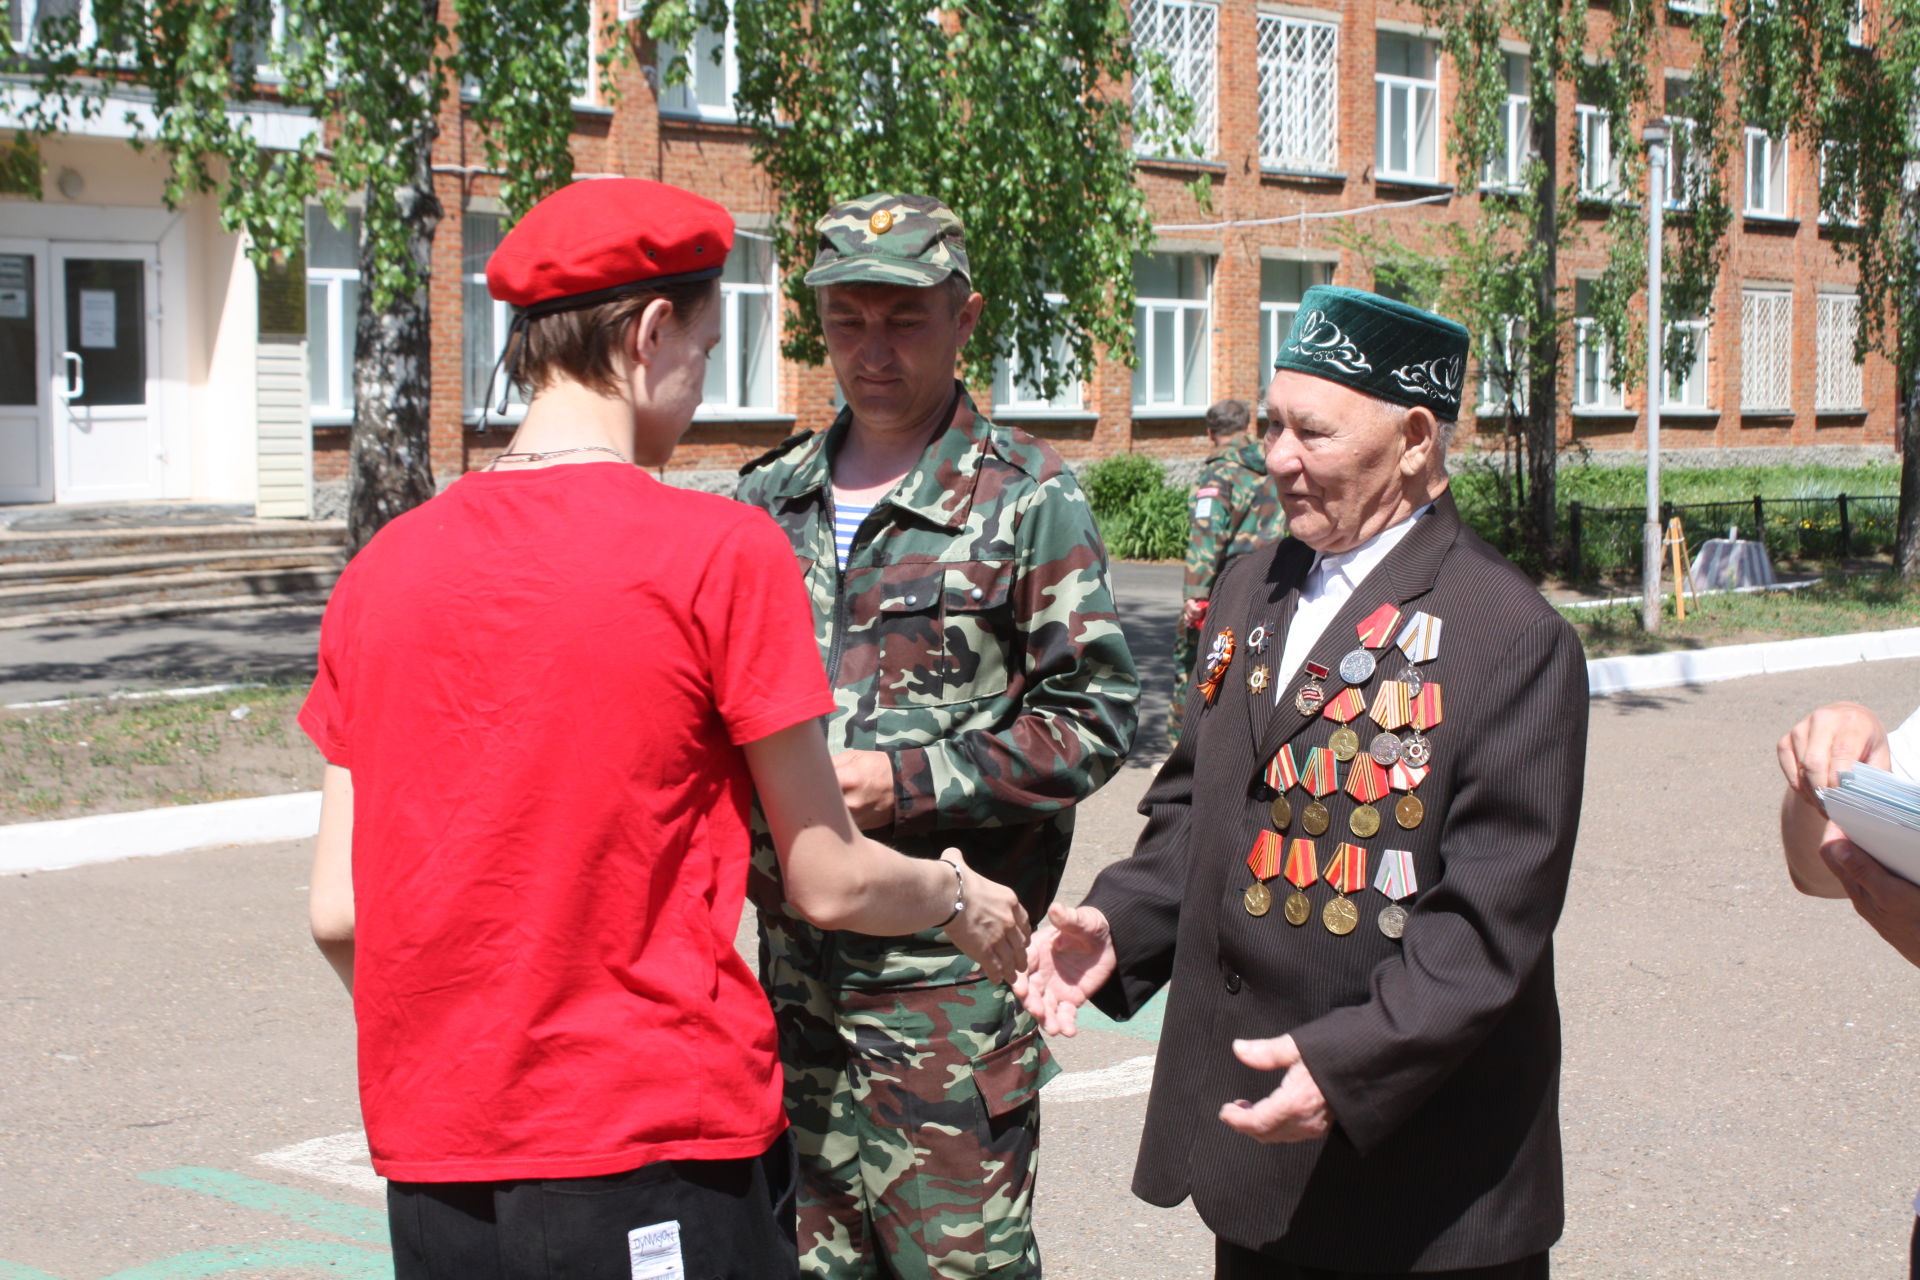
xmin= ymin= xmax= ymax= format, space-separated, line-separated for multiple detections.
xmin=1243 ymin=835 xmax=1420 ymax=938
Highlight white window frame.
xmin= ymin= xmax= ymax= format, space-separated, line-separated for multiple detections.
xmin=1132 ymin=0 xmax=1220 ymax=160
xmin=1816 ymin=291 xmax=1864 ymax=412
xmin=1476 ymin=317 xmax=1530 ymax=417
xmin=1740 ymin=287 xmax=1793 ymax=413
xmin=8 ymin=0 xmax=137 ymax=65
xmin=1255 ymin=13 xmax=1338 ymax=174
xmin=658 ymin=15 xmax=741 ymax=121
xmin=1257 ymin=258 xmax=1333 ymax=394
xmin=460 ymin=211 xmax=528 ymax=426
xmin=1132 ymin=253 xmax=1212 ymax=412
xmin=1481 ymin=59 xmax=1531 ymax=192
xmin=1374 ymin=33 xmax=1440 ymax=184
xmin=1662 ymin=115 xmax=1708 ymax=210
xmin=1573 ymin=281 xmax=1624 ymax=411
xmin=1662 ymin=314 xmax=1712 ymax=411
xmin=1818 ymin=140 xmax=1861 ymax=227
xmin=699 ymin=233 xmax=780 ymax=416
xmin=306 ymin=207 xmax=360 ymax=427
xmin=1848 ymin=0 xmax=1868 ymax=46
xmin=1667 ymin=0 xmax=1716 ymax=14
xmin=1577 ymin=103 xmax=1623 ymax=199
xmin=1745 ymin=127 xmax=1789 ymax=218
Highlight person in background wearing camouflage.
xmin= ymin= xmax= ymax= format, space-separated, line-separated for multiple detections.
xmin=1169 ymin=398 xmax=1284 ymax=746
xmin=736 ymin=192 xmax=1140 ymax=1279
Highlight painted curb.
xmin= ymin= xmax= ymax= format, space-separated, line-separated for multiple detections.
xmin=0 ymin=790 xmax=321 ymax=875
xmin=8 ymin=627 xmax=1920 ymax=875
xmin=1585 ymin=626 xmax=1920 ymax=697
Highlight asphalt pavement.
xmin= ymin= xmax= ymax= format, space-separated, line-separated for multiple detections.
xmin=8 ymin=569 xmax=1920 ymax=1277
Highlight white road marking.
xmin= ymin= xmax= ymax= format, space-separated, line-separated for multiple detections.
xmin=256 ymin=1130 xmax=384 ymax=1196
xmin=1046 ymin=1053 xmax=1156 ymax=1103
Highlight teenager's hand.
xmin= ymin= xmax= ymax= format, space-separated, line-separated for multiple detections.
xmin=1013 ymin=904 xmax=1116 ymax=1036
xmin=938 ymin=850 xmax=1029 ymax=984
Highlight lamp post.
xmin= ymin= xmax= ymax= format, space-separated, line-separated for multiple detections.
xmin=1643 ymin=121 xmax=1671 ymax=633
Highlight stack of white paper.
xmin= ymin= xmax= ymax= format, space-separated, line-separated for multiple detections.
xmin=1819 ymin=764 xmax=1920 ymax=886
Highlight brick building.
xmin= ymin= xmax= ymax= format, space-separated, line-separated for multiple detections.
xmin=0 ymin=0 xmax=1893 ymax=514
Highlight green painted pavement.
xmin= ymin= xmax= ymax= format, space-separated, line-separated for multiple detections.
xmin=138 ymin=1168 xmax=386 ymax=1245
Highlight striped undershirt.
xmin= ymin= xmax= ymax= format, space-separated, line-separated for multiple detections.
xmin=833 ymin=502 xmax=874 ymax=570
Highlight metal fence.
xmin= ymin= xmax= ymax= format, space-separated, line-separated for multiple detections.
xmin=1566 ymin=493 xmax=1900 ymax=582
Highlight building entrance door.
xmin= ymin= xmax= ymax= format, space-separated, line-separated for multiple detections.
xmin=0 ymin=240 xmax=52 ymax=504
xmin=50 ymin=243 xmax=162 ymax=503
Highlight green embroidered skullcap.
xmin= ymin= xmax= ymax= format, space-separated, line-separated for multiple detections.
xmin=803 ymin=193 xmax=971 ymax=289
xmin=1273 ymin=285 xmax=1471 ymax=419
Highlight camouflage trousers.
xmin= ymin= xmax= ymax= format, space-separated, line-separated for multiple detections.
xmin=1169 ymin=621 xmax=1200 ymax=746
xmin=766 ymin=959 xmax=1059 ymax=1279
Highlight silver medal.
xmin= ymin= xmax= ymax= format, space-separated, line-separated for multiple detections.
xmin=1338 ymin=647 xmax=1376 ymax=686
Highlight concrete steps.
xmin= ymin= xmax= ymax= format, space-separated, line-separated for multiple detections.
xmin=0 ymin=515 xmax=346 ymax=627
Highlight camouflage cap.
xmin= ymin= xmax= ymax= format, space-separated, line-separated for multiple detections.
xmin=803 ymin=193 xmax=972 ymax=290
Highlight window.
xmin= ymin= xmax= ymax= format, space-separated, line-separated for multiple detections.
xmin=1817 ymin=292 xmax=1863 ymax=411
xmin=993 ymin=301 xmax=1084 ymax=415
xmin=702 ymin=234 xmax=778 ymax=414
xmin=1133 ymin=0 xmax=1219 ymax=159
xmin=1573 ymin=279 xmax=1623 ymax=411
xmin=461 ymin=213 xmax=528 ymax=424
xmin=1819 ymin=141 xmax=1861 ymax=226
xmin=1745 ymin=128 xmax=1789 ymax=217
xmin=1477 ymin=318 xmax=1529 ymax=416
xmin=1663 ymin=76 xmax=1709 ymax=210
xmin=1848 ymin=0 xmax=1868 ymax=45
xmin=1132 ymin=252 xmax=1210 ymax=410
xmin=1576 ymin=102 xmax=1623 ymax=199
xmin=306 ymin=206 xmax=360 ymax=425
xmin=1256 ymin=14 xmax=1338 ymax=173
xmin=1663 ymin=313 xmax=1711 ymax=410
xmin=1667 ymin=0 xmax=1715 ymax=14
xmin=658 ymin=16 xmax=739 ymax=119
xmin=1258 ymin=259 xmax=1332 ymax=392
xmin=1481 ymin=54 xmax=1530 ymax=191
xmin=1375 ymin=32 xmax=1439 ymax=183
xmin=1741 ymin=287 xmax=1792 ymax=412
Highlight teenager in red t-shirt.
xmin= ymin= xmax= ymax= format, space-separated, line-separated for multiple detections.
xmin=301 ymin=179 xmax=1028 ymax=1280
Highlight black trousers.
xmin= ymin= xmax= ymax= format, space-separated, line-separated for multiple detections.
xmin=1214 ymin=1238 xmax=1549 ymax=1280
xmin=387 ymin=1132 xmax=799 ymax=1280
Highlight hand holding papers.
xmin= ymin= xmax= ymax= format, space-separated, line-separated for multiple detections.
xmin=1818 ymin=765 xmax=1920 ymax=887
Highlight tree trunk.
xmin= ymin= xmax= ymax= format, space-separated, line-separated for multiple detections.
xmin=345 ymin=115 xmax=442 ymax=556
xmin=1524 ymin=82 xmax=1561 ymax=574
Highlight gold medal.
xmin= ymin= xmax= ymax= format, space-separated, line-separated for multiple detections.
xmin=1378 ymin=903 xmax=1409 ymax=938
xmin=1329 ymin=727 xmax=1360 ymax=762
xmin=1247 ymin=664 xmax=1271 ymax=695
xmin=1323 ymin=895 xmax=1359 ymax=935
xmin=1270 ymin=794 xmax=1292 ymax=830
xmin=1283 ymin=889 xmax=1312 ymax=926
xmin=1301 ymin=800 xmax=1330 ymax=836
xmin=1244 ymin=882 xmax=1273 ymax=916
xmin=1395 ymin=794 xmax=1425 ymax=829
xmin=1349 ymin=803 xmax=1381 ymax=838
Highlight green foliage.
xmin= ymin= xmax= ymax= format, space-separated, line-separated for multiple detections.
xmin=1081 ymin=453 xmax=1188 ymax=561
xmin=641 ymin=0 xmax=1165 ymax=399
xmin=0 ymin=135 xmax=41 ymax=196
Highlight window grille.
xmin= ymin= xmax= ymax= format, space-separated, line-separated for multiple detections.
xmin=1816 ymin=293 xmax=1864 ymax=411
xmin=1740 ymin=289 xmax=1792 ymax=411
xmin=1133 ymin=0 xmax=1219 ymax=159
xmin=1256 ymin=14 xmax=1337 ymax=173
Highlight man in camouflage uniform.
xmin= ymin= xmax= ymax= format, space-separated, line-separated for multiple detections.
xmin=1169 ymin=398 xmax=1284 ymax=745
xmin=736 ymin=193 xmax=1140 ymax=1279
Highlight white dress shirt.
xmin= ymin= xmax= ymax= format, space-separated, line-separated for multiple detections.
xmin=1273 ymin=505 xmax=1433 ymax=705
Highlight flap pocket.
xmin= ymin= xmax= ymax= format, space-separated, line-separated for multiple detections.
xmin=944 ymin=559 xmax=1015 ymax=613
xmin=878 ymin=561 xmax=945 ymax=614
xmin=972 ymin=1027 xmax=1059 ymax=1119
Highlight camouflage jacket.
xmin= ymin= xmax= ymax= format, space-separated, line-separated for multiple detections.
xmin=736 ymin=384 xmax=1140 ymax=988
xmin=1183 ymin=435 xmax=1284 ymax=603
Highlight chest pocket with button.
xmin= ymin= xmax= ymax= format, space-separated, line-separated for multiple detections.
xmin=874 ymin=559 xmax=1016 ymax=708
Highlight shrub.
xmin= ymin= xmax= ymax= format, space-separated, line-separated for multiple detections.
xmin=1081 ymin=453 xmax=1189 ymax=561
xmin=1081 ymin=453 xmax=1169 ymax=519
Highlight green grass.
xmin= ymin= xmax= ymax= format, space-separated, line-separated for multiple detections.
xmin=1562 ymin=572 xmax=1920 ymax=657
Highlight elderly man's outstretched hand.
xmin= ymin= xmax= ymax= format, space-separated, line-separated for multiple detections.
xmin=1013 ymin=904 xmax=1116 ymax=1036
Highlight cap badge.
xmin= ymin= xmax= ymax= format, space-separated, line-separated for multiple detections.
xmin=869 ymin=209 xmax=896 ymax=235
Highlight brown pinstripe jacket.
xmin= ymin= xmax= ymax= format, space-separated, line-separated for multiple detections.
xmin=1085 ymin=491 xmax=1589 ymax=1272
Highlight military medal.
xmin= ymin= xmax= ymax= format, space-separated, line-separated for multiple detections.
xmin=1245 ymin=830 xmax=1284 ymax=916
xmin=1395 ymin=611 xmax=1443 ymax=664
xmin=1247 ymin=664 xmax=1271 ymax=696
xmin=1293 ymin=661 xmax=1330 ymax=715
xmin=1345 ymin=756 xmax=1389 ymax=838
xmin=1402 ymin=663 xmax=1425 ymax=698
xmin=1247 ymin=624 xmax=1271 ymax=653
xmin=1271 ymin=794 xmax=1293 ymax=829
xmin=1395 ymin=794 xmax=1425 ymax=829
xmin=1388 ymin=760 xmax=1429 ymax=792
xmin=1323 ymin=842 xmax=1367 ymax=935
xmin=1374 ymin=848 xmax=1419 ymax=939
xmin=1356 ymin=603 xmax=1403 ymax=650
xmin=1300 ymin=747 xmax=1336 ymax=836
xmin=1265 ymin=745 xmax=1301 ymax=793
xmin=1338 ymin=647 xmax=1376 ymax=685
xmin=1368 ymin=732 xmax=1402 ymax=766
xmin=1402 ymin=682 xmax=1442 ymax=768
xmin=1328 ymin=727 xmax=1360 ymax=762
xmin=1282 ymin=837 xmax=1318 ymax=926
xmin=1369 ymin=681 xmax=1412 ymax=732
xmin=1198 ymin=629 xmax=1236 ymax=706
xmin=1322 ymin=686 xmax=1366 ymax=723
xmin=1401 ymin=734 xmax=1432 ymax=768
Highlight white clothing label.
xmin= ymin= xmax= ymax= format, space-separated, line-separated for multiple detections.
xmin=79 ymin=290 xmax=115 ymax=348
xmin=628 ymin=1221 xmax=686 ymax=1280
xmin=1193 ymin=497 xmax=1214 ymax=520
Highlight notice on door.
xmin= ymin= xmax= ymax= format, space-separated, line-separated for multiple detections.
xmin=0 ymin=255 xmax=26 ymax=319
xmin=79 ymin=289 xmax=116 ymax=348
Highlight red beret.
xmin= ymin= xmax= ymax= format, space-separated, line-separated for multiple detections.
xmin=486 ymin=178 xmax=735 ymax=313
